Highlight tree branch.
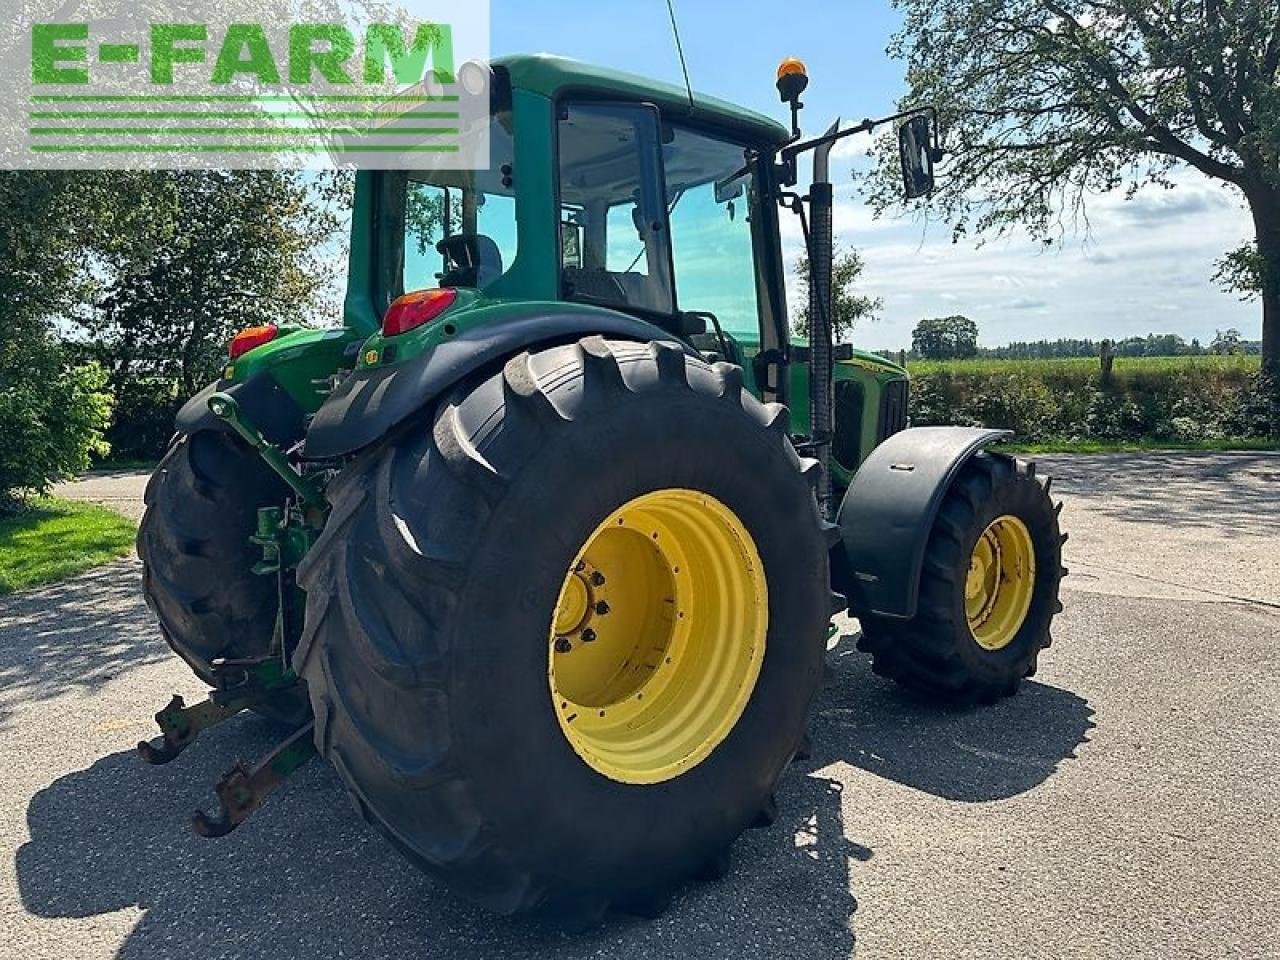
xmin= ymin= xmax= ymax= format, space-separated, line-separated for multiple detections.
xmin=1040 ymin=0 xmax=1244 ymax=184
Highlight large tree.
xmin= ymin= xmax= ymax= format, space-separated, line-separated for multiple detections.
xmin=876 ymin=0 xmax=1280 ymax=369
xmin=78 ymin=171 xmax=343 ymax=397
xmin=913 ymin=314 xmax=981 ymax=359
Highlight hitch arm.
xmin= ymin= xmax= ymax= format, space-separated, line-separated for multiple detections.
xmin=206 ymin=392 xmax=326 ymax=510
xmin=192 ymin=721 xmax=317 ymax=838
xmin=136 ymin=694 xmax=243 ymax=765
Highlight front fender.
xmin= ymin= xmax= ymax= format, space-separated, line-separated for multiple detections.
xmin=302 ymin=309 xmax=688 ymax=460
xmin=834 ymin=426 xmax=1012 ymax=620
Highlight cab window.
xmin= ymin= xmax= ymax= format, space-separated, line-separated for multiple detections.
xmin=664 ymin=129 xmax=761 ymax=339
xmin=379 ymin=94 xmax=519 ymax=308
xmin=557 ymin=102 xmax=674 ymax=315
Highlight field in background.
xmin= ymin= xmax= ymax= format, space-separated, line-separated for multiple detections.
xmin=905 ymin=354 xmax=1276 ymax=449
xmin=908 ymin=354 xmax=1262 ymax=377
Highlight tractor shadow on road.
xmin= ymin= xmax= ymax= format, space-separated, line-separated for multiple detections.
xmin=10 ymin=605 xmax=1089 ymax=959
xmin=1036 ymin=451 xmax=1280 ymax=537
xmin=816 ymin=629 xmax=1095 ymax=802
xmin=0 ymin=560 xmax=165 ymax=729
xmin=16 ymin=714 xmax=863 ymax=959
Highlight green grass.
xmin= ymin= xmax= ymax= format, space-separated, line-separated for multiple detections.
xmin=907 ymin=354 xmax=1262 ymax=377
xmin=0 ymin=497 xmax=136 ymax=595
xmin=88 ymin=456 xmax=159 ymax=472
xmin=1003 ymin=438 xmax=1280 ymax=454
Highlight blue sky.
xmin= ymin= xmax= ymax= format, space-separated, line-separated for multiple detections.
xmin=490 ymin=0 xmax=1260 ymax=350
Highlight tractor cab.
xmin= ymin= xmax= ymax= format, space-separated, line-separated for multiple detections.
xmin=349 ymin=57 xmax=789 ymax=372
xmin=343 ymin=54 xmax=915 ymax=478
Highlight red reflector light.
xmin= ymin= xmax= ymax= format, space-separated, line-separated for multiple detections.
xmin=382 ymin=289 xmax=457 ymax=337
xmin=228 ymin=324 xmax=279 ymax=360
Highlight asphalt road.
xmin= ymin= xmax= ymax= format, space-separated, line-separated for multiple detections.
xmin=5 ymin=452 xmax=1277 ymax=959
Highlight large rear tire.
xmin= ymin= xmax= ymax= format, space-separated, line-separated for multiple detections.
xmin=856 ymin=453 xmax=1064 ymax=704
xmin=137 ymin=431 xmax=309 ymax=725
xmin=294 ymin=337 xmax=831 ymax=921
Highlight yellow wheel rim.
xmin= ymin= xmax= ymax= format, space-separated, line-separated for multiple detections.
xmin=965 ymin=514 xmax=1036 ymax=651
xmin=547 ymin=489 xmax=767 ymax=785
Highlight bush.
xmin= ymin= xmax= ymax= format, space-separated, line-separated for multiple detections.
xmin=106 ymin=378 xmax=182 ymax=461
xmin=907 ymin=355 xmax=1269 ymax=445
xmin=1226 ymin=371 xmax=1280 ymax=439
xmin=0 ymin=337 xmax=113 ymax=510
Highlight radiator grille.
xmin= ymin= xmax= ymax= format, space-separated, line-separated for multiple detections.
xmin=877 ymin=378 xmax=909 ymax=441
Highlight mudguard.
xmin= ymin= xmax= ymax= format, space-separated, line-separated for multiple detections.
xmin=834 ymin=426 xmax=1012 ymax=620
xmin=303 ymin=311 xmax=687 ymax=459
xmin=174 ymin=372 xmax=307 ymax=447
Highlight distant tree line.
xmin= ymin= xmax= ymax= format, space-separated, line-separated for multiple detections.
xmin=879 ymin=316 xmax=1263 ymax=362
xmin=978 ymin=330 xmax=1262 ymax=360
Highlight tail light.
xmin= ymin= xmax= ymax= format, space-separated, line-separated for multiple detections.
xmin=382 ymin=289 xmax=457 ymax=337
xmin=229 ymin=324 xmax=278 ymax=360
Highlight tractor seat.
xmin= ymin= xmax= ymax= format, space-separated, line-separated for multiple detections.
xmin=437 ymin=234 xmax=503 ymax=289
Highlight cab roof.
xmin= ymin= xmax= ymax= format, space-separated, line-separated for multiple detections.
xmin=493 ymin=54 xmax=792 ymax=149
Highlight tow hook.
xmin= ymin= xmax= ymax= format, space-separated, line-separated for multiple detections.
xmin=136 ymin=656 xmax=299 ymax=765
xmin=136 ymin=694 xmax=243 ymax=765
xmin=192 ymin=721 xmax=317 ymax=837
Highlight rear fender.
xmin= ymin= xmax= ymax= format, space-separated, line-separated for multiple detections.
xmin=302 ymin=309 xmax=689 ymax=459
xmin=834 ymin=426 xmax=1012 ymax=620
xmin=174 ymin=326 xmax=362 ymax=448
xmin=175 ymin=374 xmax=306 ymax=448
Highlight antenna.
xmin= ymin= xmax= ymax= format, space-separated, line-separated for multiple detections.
xmin=665 ymin=0 xmax=695 ymax=111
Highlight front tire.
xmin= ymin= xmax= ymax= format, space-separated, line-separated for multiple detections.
xmin=294 ymin=337 xmax=831 ymax=921
xmin=857 ymin=453 xmax=1064 ymax=703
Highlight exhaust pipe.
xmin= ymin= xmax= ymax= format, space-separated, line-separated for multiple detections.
xmin=808 ymin=120 xmax=839 ymax=520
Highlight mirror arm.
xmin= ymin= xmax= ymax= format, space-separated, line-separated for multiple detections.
xmin=781 ymin=104 xmax=940 ymax=169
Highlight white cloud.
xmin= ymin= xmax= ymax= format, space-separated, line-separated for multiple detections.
xmin=778 ymin=170 xmax=1259 ymax=350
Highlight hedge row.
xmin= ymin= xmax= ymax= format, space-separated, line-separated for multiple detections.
xmin=906 ymin=355 xmax=1279 ymax=444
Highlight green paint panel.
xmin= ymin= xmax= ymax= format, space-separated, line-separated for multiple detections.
xmin=223 ymin=326 xmax=366 ymax=413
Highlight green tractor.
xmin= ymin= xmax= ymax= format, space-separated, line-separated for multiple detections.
xmin=136 ymin=54 xmax=1065 ymax=923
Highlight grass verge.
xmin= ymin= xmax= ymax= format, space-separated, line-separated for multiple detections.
xmin=89 ymin=457 xmax=160 ymax=472
xmin=0 ymin=497 xmax=136 ymax=595
xmin=1002 ymin=438 xmax=1280 ymax=454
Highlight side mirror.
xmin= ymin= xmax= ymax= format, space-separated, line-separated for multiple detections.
xmin=898 ymin=114 xmax=938 ymax=200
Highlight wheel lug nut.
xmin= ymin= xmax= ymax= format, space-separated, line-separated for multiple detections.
xmin=595 ymin=601 xmax=610 ymax=616
xmin=581 ymin=628 xmax=597 ymax=643
xmin=554 ymin=636 xmax=572 ymax=654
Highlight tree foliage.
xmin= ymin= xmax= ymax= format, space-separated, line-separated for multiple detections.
xmin=1 ymin=170 xmax=345 ymax=466
xmin=875 ymin=0 xmax=1280 ymax=367
xmin=913 ymin=314 xmax=981 ymax=359
xmin=73 ymin=171 xmax=343 ymax=398
xmin=793 ymin=246 xmax=883 ymax=342
xmin=0 ymin=336 xmax=112 ymax=510
xmin=1212 ymin=327 xmax=1246 ymax=353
